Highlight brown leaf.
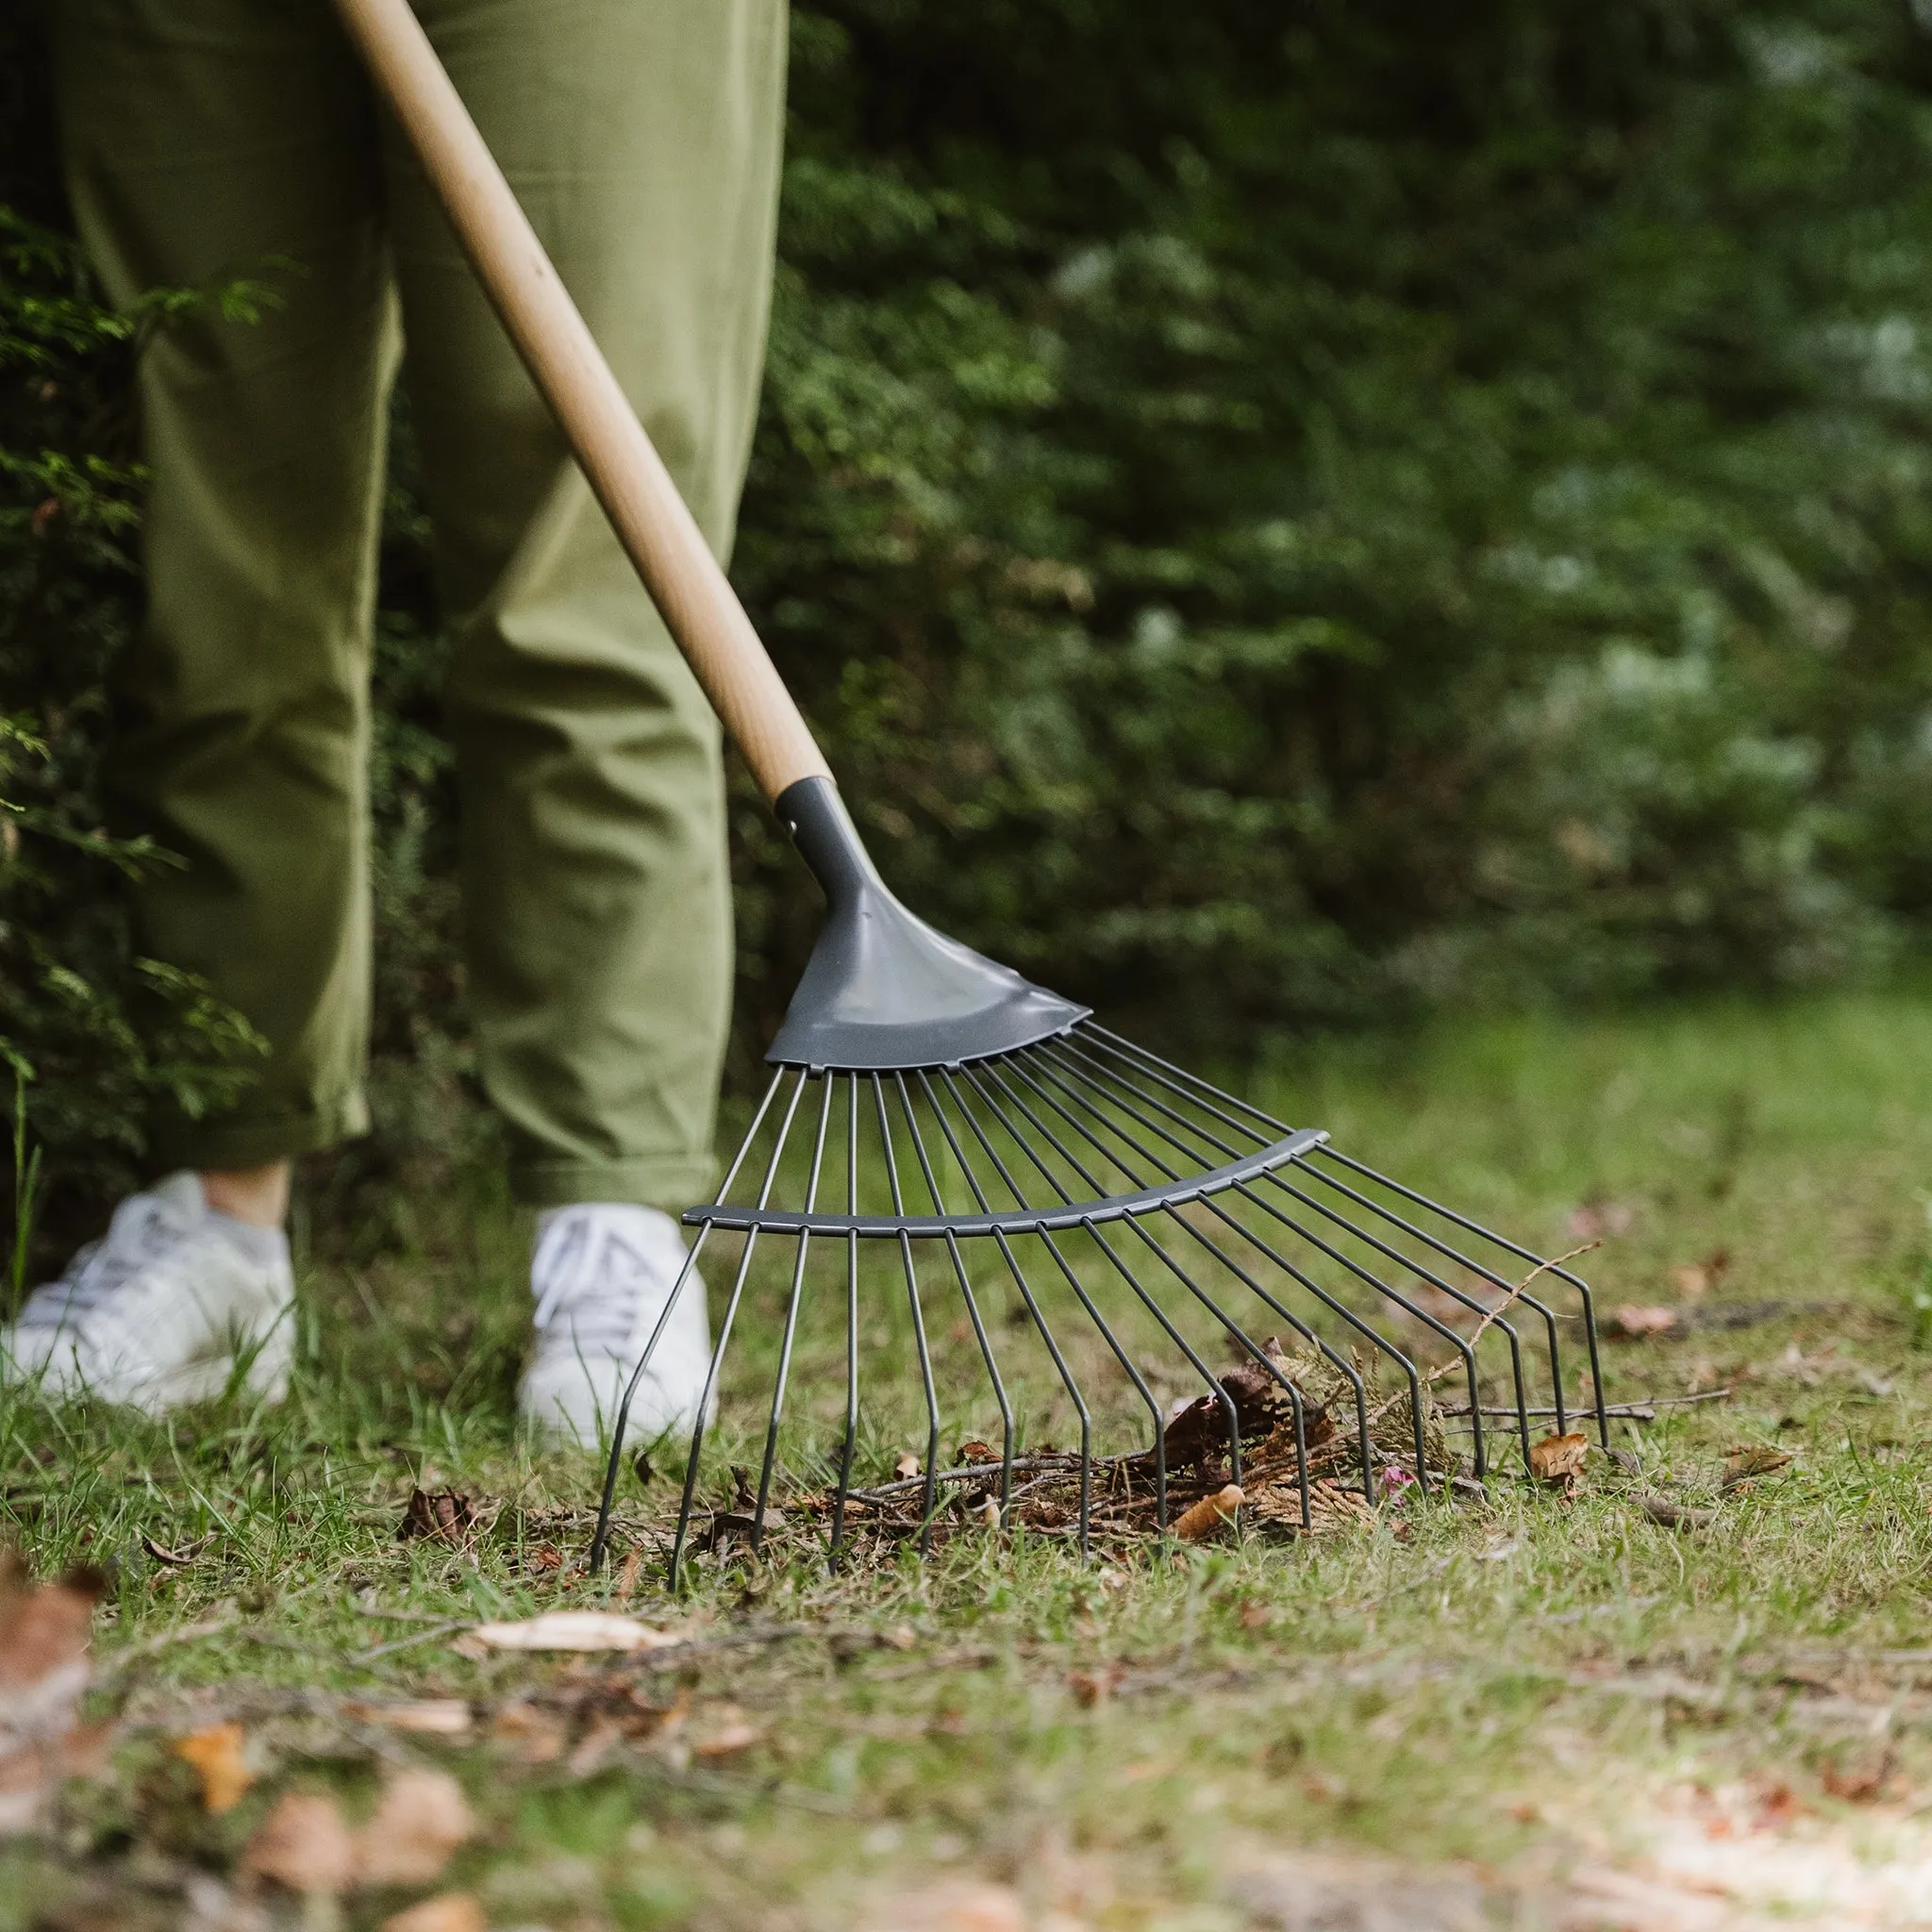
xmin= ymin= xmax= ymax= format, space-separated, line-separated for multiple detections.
xmin=175 ymin=1722 xmax=254 ymax=1814
xmin=615 ymin=1549 xmax=642 ymax=1605
xmin=242 ymin=1790 xmax=358 ymax=1895
xmin=1607 ymin=1305 xmax=1681 ymax=1340
xmin=957 ymin=1441 xmax=999 ymax=1465
xmin=490 ymin=1702 xmax=565 ymax=1765
xmin=0 ymin=1554 xmax=102 ymax=1834
xmin=355 ymin=1768 xmax=475 ymax=1887
xmin=1823 ymin=1754 xmax=1896 ymax=1805
xmin=894 ymin=1451 xmax=922 ymax=1480
xmin=1528 ymin=1432 xmax=1589 ymax=1484
xmin=380 ymin=1894 xmax=486 ymax=1932
xmin=463 ymin=1610 xmax=680 ymax=1654
xmin=1640 ymin=1494 xmax=1715 ymax=1530
xmin=1066 ymin=1663 xmax=1125 ymax=1707
xmin=398 ymin=1488 xmax=476 ymax=1546
xmin=341 ymin=1699 xmax=473 ymax=1738
xmin=0 ymin=1555 xmax=99 ymax=1706
xmin=1722 ymin=1443 xmax=1793 ymax=1487
xmin=691 ymin=1711 xmax=760 ymax=1761
xmin=1173 ymin=1483 xmax=1244 ymax=1542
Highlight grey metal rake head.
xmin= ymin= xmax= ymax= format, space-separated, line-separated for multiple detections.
xmin=339 ymin=0 xmax=1610 ymax=1584
xmin=581 ymin=780 xmax=1607 ymax=1579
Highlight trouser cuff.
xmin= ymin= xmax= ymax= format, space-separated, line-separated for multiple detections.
xmin=150 ymin=1092 xmax=371 ymax=1173
xmin=510 ymin=1156 xmax=714 ymax=1215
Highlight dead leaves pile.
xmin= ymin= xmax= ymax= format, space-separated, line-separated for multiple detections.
xmin=780 ymin=1337 xmax=1446 ymax=1554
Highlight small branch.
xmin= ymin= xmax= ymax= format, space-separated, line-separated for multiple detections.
xmin=1424 ymin=1241 xmax=1601 ymax=1386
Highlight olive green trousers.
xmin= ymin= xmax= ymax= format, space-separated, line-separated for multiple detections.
xmin=51 ymin=0 xmax=787 ymax=1208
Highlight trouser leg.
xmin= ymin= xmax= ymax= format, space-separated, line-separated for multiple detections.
xmin=51 ymin=0 xmax=393 ymax=1170
xmin=387 ymin=0 xmax=788 ymax=1209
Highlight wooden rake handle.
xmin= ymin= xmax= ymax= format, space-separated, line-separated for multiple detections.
xmin=333 ymin=0 xmax=831 ymax=803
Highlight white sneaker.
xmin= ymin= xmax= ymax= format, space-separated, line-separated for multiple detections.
xmin=518 ymin=1204 xmax=714 ymax=1450
xmin=1 ymin=1172 xmax=294 ymax=1413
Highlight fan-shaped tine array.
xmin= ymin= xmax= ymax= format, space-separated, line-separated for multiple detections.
xmin=590 ymin=1026 xmax=1608 ymax=1582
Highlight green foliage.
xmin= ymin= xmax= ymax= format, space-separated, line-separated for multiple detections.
xmin=14 ymin=0 xmax=1932 ymax=1225
xmin=0 ymin=211 xmax=266 ymax=1248
xmin=735 ymin=0 xmax=1932 ymax=1050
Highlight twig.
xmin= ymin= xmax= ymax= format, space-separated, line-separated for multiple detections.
xmin=97 ymin=1615 xmax=239 ymax=1678
xmin=1441 ymin=1389 xmax=1732 ymax=1422
xmin=348 ymin=1619 xmax=473 ymax=1667
xmin=1423 ymin=1241 xmax=1601 ymax=1386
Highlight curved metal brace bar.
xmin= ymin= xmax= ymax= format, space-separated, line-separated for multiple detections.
xmin=686 ymin=1126 xmax=1329 ymax=1240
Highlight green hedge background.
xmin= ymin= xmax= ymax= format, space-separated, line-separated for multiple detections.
xmin=9 ymin=0 xmax=1932 ymax=1247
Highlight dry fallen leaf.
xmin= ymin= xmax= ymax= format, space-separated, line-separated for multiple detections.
xmin=175 ymin=1722 xmax=254 ymax=1814
xmin=242 ymin=1790 xmax=357 ymax=1896
xmin=1528 ymin=1432 xmax=1589 ymax=1484
xmin=1607 ymin=1305 xmax=1681 ymax=1340
xmin=342 ymin=1699 xmax=473 ymax=1738
xmin=1173 ymin=1483 xmax=1244 ymax=1542
xmin=860 ymin=1879 xmax=1027 ymax=1932
xmin=397 ymin=1488 xmax=477 ymax=1546
xmin=1066 ymin=1663 xmax=1126 ymax=1707
xmin=490 ymin=1702 xmax=565 ymax=1765
xmin=462 ymin=1610 xmax=680 ymax=1654
xmin=1822 ymin=1754 xmax=1896 ymax=1804
xmin=691 ymin=1712 xmax=760 ymax=1761
xmin=1640 ymin=1494 xmax=1715 ymax=1530
xmin=380 ymin=1893 xmax=486 ymax=1932
xmin=1723 ymin=1443 xmax=1793 ymax=1487
xmin=615 ymin=1549 xmax=642 ymax=1605
xmin=0 ymin=1554 xmax=104 ymax=1836
xmin=356 ymin=1768 xmax=475 ymax=1887
xmin=894 ymin=1451 xmax=922 ymax=1480
xmin=974 ymin=1494 xmax=1002 ymax=1530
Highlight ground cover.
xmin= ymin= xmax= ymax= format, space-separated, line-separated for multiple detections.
xmin=6 ymin=991 xmax=1932 ymax=1929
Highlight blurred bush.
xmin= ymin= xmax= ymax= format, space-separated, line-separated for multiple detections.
xmin=9 ymin=0 xmax=1932 ymax=1235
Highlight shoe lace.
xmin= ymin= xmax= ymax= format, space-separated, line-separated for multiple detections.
xmin=17 ymin=1195 xmax=182 ymax=1329
xmin=530 ymin=1216 xmax=659 ymax=1356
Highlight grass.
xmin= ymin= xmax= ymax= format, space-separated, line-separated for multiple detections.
xmin=8 ymin=990 xmax=1932 ymax=1928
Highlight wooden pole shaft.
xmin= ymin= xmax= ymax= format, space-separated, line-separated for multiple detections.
xmin=333 ymin=0 xmax=831 ymax=802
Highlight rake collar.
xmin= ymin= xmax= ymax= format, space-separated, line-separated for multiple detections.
xmin=766 ymin=776 xmax=1090 ymax=1072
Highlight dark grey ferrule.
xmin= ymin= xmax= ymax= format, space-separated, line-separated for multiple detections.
xmin=764 ymin=775 xmax=1091 ymax=1072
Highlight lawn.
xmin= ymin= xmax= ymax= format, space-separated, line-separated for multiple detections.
xmin=7 ymin=991 xmax=1932 ymax=1930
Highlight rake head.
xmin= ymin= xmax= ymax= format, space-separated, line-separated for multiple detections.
xmin=590 ymin=781 xmax=1607 ymax=1578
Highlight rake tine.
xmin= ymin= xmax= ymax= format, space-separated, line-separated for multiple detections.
xmin=1020 ymin=1066 xmax=1317 ymax=1509
xmin=895 ymin=1074 xmax=1015 ymax=1518
xmin=669 ymin=1068 xmax=811 ymax=1588
xmin=924 ymin=1070 xmax=1096 ymax=1536
xmin=830 ymin=1076 xmax=861 ymax=1570
xmin=1024 ymin=1058 xmax=1356 ymax=1509
xmin=1033 ymin=1048 xmax=1481 ymax=1493
xmin=1309 ymin=1146 xmax=1609 ymax=1445
xmin=1039 ymin=1045 xmax=1420 ymax=1491
xmin=1083 ymin=1025 xmax=1285 ymax=1141
xmin=751 ymin=1072 xmax=835 ymax=1552
xmin=872 ymin=1074 xmax=941 ymax=1549
xmin=1273 ymin=1165 xmax=1542 ymax=1474
xmin=591 ymin=1066 xmax=791 ymax=1573
xmin=1067 ymin=1035 xmax=1574 ymax=1466
xmin=588 ymin=1229 xmax=713 ymax=1572
xmin=958 ymin=1065 xmax=1170 ymax=1533
xmin=1010 ymin=1051 xmax=1404 ymax=1499
xmin=981 ymin=1059 xmax=1247 ymax=1505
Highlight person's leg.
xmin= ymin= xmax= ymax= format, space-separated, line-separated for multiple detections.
xmin=386 ymin=0 xmax=786 ymax=1218
xmin=51 ymin=0 xmax=395 ymax=1183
